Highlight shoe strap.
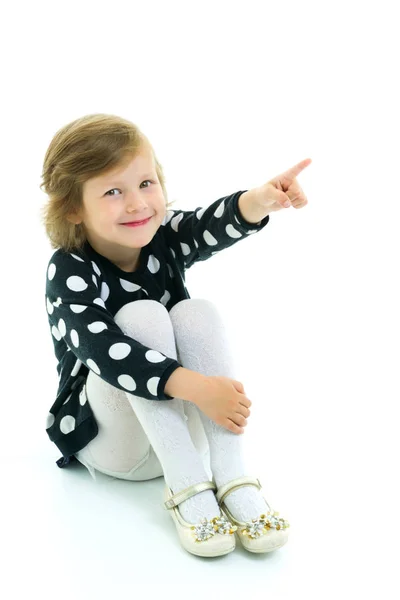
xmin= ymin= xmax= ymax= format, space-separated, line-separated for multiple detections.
xmin=215 ymin=476 xmax=262 ymax=505
xmin=164 ymin=481 xmax=217 ymax=510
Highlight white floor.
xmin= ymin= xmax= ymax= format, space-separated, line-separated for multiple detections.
xmin=3 ymin=431 xmax=396 ymax=600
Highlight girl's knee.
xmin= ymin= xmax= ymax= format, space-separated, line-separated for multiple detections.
xmin=169 ymin=298 xmax=216 ymax=320
xmin=113 ymin=300 xmax=177 ymax=357
xmin=114 ymin=299 xmax=169 ymax=326
xmin=169 ymin=299 xmax=221 ymax=330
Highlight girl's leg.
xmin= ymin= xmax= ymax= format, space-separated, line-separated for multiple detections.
xmin=76 ymin=299 xmax=219 ymax=524
xmin=170 ymin=298 xmax=270 ymax=522
xmin=74 ymin=379 xmax=167 ymax=482
xmin=76 ymin=299 xmax=209 ymax=481
xmin=75 ymin=374 xmax=210 ymax=482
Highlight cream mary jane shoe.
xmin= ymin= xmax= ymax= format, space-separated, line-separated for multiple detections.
xmin=214 ymin=476 xmax=290 ymax=553
xmin=163 ymin=480 xmax=237 ymax=557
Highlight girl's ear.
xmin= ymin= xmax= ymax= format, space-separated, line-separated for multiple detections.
xmin=66 ymin=212 xmax=83 ymax=225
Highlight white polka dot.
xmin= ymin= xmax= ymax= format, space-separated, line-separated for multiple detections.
xmin=58 ymin=319 xmax=66 ymax=337
xmin=147 ymin=376 xmax=160 ymax=396
xmin=196 ymin=206 xmax=207 ymax=219
xmin=109 ymin=342 xmax=131 ymax=360
xmin=226 ymin=224 xmax=242 ymax=239
xmin=117 ymin=374 xmax=137 ymax=391
xmin=100 ymin=282 xmax=110 ymax=301
xmin=46 ymin=413 xmax=55 ymax=429
xmin=88 ymin=321 xmax=108 ymax=333
xmin=93 ymin=298 xmax=106 ymax=308
xmin=71 ymin=359 xmax=82 ymax=378
xmin=70 ymin=330 xmax=79 ymax=347
xmin=171 ymin=212 xmax=183 ymax=232
xmin=145 ymin=349 xmax=167 ymax=363
xmin=67 ymin=275 xmax=88 ymax=292
xmin=214 ymin=200 xmax=225 ymax=218
xmin=203 ymin=230 xmax=218 ymax=246
xmin=79 ymin=388 xmax=87 ymax=406
xmin=170 ymin=248 xmax=176 ymax=259
xmin=70 ymin=253 xmax=84 ymax=262
xmin=92 ymin=261 xmax=101 ymax=277
xmin=53 ymin=297 xmax=62 ymax=307
xmin=120 ymin=279 xmax=141 ymax=292
xmin=160 ymin=290 xmax=171 ymax=306
xmin=148 ymin=254 xmax=160 ymax=274
xmin=92 ymin=274 xmax=98 ymax=287
xmin=181 ymin=242 xmax=191 ymax=256
xmin=52 ymin=326 xmax=61 ymax=341
xmin=86 ymin=358 xmax=100 ymax=374
xmin=60 ymin=415 xmax=76 ymax=434
xmin=70 ymin=304 xmax=87 ymax=313
xmin=48 ymin=263 xmax=56 ymax=280
xmin=63 ymin=393 xmax=72 ymax=405
xmin=46 ymin=297 xmax=54 ymax=315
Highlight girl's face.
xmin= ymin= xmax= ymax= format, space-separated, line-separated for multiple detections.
xmin=69 ymin=146 xmax=167 ymax=272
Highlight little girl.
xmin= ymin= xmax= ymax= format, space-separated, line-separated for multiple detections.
xmin=41 ymin=113 xmax=291 ymax=558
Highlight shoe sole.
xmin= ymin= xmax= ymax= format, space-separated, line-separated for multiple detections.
xmin=235 ymin=530 xmax=289 ymax=553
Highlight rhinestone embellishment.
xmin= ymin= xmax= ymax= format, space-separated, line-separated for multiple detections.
xmin=212 ymin=515 xmax=238 ymax=536
xmin=190 ymin=515 xmax=238 ymax=542
xmin=240 ymin=510 xmax=290 ymax=539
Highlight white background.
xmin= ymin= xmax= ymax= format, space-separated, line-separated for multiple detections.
xmin=1 ymin=0 xmax=399 ymax=597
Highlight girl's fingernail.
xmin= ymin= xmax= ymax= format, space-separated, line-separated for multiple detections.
xmin=284 ymin=201 xmax=291 ymax=207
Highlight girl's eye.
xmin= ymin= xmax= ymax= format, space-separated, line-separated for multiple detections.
xmin=105 ymin=180 xmax=152 ymax=196
xmin=105 ymin=188 xmax=120 ymax=196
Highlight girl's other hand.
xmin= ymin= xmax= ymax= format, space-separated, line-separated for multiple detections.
xmin=191 ymin=375 xmax=251 ymax=434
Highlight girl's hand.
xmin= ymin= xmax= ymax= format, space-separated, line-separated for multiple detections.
xmin=191 ymin=375 xmax=251 ymax=434
xmin=253 ymin=157 xmax=312 ymax=213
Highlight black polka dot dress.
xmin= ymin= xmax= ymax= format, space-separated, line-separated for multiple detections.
xmin=45 ymin=190 xmax=270 ymax=468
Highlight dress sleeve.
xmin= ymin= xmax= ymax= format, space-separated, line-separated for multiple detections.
xmin=46 ymin=251 xmax=182 ymax=401
xmin=161 ymin=189 xmax=270 ymax=270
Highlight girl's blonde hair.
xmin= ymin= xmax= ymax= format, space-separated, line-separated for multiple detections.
xmin=40 ymin=113 xmax=176 ymax=253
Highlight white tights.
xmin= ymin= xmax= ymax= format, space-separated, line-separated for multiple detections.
xmin=75 ymin=299 xmax=268 ymax=524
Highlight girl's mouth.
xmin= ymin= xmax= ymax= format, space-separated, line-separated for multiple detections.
xmin=121 ymin=217 xmax=152 ymax=228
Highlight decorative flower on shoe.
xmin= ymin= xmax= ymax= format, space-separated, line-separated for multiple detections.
xmin=190 ymin=515 xmax=237 ymax=542
xmin=241 ymin=511 xmax=290 ymax=539
xmin=212 ymin=514 xmax=238 ymax=536
xmin=190 ymin=517 xmax=217 ymax=542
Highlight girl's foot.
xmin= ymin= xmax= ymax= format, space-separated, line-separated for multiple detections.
xmin=168 ymin=475 xmax=221 ymax=524
xmin=217 ymin=478 xmax=270 ymax=523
